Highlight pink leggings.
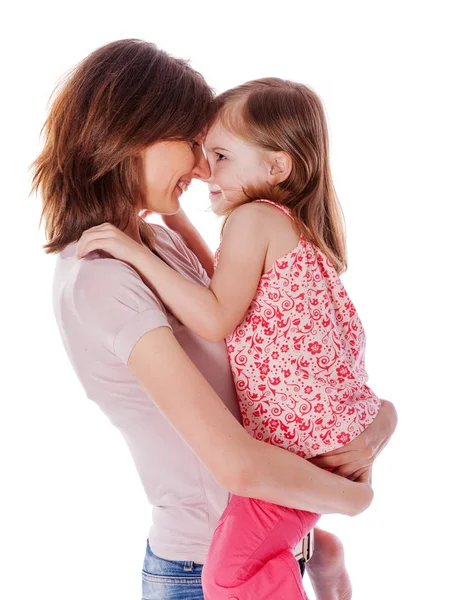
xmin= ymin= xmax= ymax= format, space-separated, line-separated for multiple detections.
xmin=201 ymin=495 xmax=320 ymax=599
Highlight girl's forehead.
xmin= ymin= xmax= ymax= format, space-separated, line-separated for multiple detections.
xmin=206 ymin=120 xmax=242 ymax=147
xmin=206 ymin=119 xmax=228 ymax=137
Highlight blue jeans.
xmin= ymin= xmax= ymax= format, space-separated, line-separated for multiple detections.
xmin=142 ymin=540 xmax=306 ymax=599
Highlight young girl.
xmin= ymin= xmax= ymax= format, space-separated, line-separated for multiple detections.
xmin=78 ymin=78 xmax=383 ymax=599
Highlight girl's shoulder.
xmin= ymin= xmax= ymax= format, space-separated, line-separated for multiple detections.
xmin=227 ymin=200 xmax=293 ymax=231
xmin=252 ymin=198 xmax=293 ymax=219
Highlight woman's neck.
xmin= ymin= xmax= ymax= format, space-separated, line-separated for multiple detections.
xmin=123 ymin=213 xmax=144 ymax=245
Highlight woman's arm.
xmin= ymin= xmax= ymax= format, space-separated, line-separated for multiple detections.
xmin=161 ymin=209 xmax=215 ymax=278
xmin=77 ymin=204 xmax=269 ymax=342
xmin=128 ymin=326 xmax=373 ymax=517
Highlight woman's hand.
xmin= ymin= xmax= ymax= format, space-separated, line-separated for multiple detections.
xmin=308 ymin=400 xmax=397 ymax=480
xmin=76 ymin=223 xmax=150 ymax=266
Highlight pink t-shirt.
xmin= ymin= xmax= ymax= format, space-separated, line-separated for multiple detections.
xmin=53 ymin=224 xmax=242 ymax=563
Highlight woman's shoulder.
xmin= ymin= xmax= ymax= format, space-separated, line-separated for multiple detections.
xmin=57 ymin=242 xmax=136 ymax=285
xmin=71 ymin=253 xmax=145 ymax=314
xmin=148 ymin=222 xmax=187 ymax=252
xmin=148 ymin=223 xmax=211 ymax=285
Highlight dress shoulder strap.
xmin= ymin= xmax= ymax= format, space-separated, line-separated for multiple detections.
xmin=254 ymin=199 xmax=294 ymax=221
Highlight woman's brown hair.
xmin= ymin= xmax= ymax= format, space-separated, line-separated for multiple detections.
xmin=32 ymin=39 xmax=214 ymax=253
xmin=214 ymin=78 xmax=347 ymax=273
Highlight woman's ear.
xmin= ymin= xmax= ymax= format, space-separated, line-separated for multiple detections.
xmin=266 ymin=151 xmax=293 ymax=185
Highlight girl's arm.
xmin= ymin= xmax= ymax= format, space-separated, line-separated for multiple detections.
xmin=129 ymin=325 xmax=373 ymax=516
xmin=162 ymin=209 xmax=215 ymax=278
xmin=77 ymin=203 xmax=269 ymax=342
xmin=155 ymin=203 xmax=267 ymax=341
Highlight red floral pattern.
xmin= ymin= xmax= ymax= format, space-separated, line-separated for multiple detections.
xmin=215 ymin=200 xmax=381 ymax=458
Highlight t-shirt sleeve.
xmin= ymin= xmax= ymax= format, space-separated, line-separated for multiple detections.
xmin=73 ymin=257 xmax=171 ymax=364
xmin=162 ymin=226 xmax=212 ymax=286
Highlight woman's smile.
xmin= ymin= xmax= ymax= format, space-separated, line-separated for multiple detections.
xmin=175 ymin=179 xmax=191 ymax=196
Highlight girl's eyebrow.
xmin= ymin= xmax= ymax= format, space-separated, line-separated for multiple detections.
xmin=206 ymin=146 xmax=230 ymax=153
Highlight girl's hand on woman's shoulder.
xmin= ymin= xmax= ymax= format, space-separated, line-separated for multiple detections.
xmin=76 ymin=222 xmax=151 ymax=266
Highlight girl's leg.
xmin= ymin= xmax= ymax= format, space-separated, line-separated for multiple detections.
xmin=202 ymin=495 xmax=320 ymax=600
xmin=142 ymin=540 xmax=205 ymax=600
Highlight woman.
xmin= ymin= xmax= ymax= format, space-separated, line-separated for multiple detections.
xmin=32 ymin=39 xmax=396 ymax=599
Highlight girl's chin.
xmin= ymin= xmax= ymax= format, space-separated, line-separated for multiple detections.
xmin=210 ymin=194 xmax=232 ymax=216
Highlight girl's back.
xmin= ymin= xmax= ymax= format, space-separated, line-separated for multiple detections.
xmin=219 ymin=199 xmax=381 ymax=458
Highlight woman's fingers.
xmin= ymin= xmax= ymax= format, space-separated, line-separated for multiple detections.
xmin=309 ymin=450 xmax=359 ymax=469
xmin=309 ymin=449 xmax=371 ymax=479
xmin=310 ymin=446 xmax=374 ymax=477
xmin=347 ymin=466 xmax=369 ymax=481
xmin=333 ymin=460 xmax=368 ymax=479
xmin=308 ymin=402 xmax=397 ymax=475
xmin=308 ymin=455 xmax=343 ymax=469
xmin=353 ymin=467 xmax=372 ymax=484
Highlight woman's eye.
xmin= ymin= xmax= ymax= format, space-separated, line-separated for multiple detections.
xmin=215 ymin=152 xmax=226 ymax=161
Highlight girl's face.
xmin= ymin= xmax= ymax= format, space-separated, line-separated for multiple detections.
xmin=204 ymin=120 xmax=270 ymax=215
xmin=141 ymin=135 xmax=209 ymax=214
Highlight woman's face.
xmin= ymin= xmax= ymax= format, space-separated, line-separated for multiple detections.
xmin=141 ymin=135 xmax=210 ymax=214
xmin=203 ymin=119 xmax=269 ymax=216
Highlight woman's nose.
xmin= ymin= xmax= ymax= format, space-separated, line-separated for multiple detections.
xmin=192 ymin=152 xmax=212 ymax=181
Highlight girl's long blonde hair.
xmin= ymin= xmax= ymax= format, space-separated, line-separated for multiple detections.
xmin=214 ymin=78 xmax=347 ymax=273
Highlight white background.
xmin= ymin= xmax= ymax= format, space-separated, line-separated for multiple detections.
xmin=1 ymin=1 xmax=467 ymax=598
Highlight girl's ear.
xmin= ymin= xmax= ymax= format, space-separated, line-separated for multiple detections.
xmin=266 ymin=151 xmax=293 ymax=185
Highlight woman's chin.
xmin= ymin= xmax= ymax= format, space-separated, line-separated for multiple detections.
xmin=159 ymin=197 xmax=181 ymax=215
xmin=142 ymin=192 xmax=180 ymax=216
xmin=164 ymin=206 xmax=181 ymax=216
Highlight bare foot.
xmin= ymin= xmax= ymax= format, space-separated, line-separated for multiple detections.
xmin=305 ymin=528 xmax=352 ymax=600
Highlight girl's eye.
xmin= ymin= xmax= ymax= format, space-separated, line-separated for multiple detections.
xmin=191 ymin=140 xmax=200 ymax=149
xmin=215 ymin=151 xmax=226 ymax=161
